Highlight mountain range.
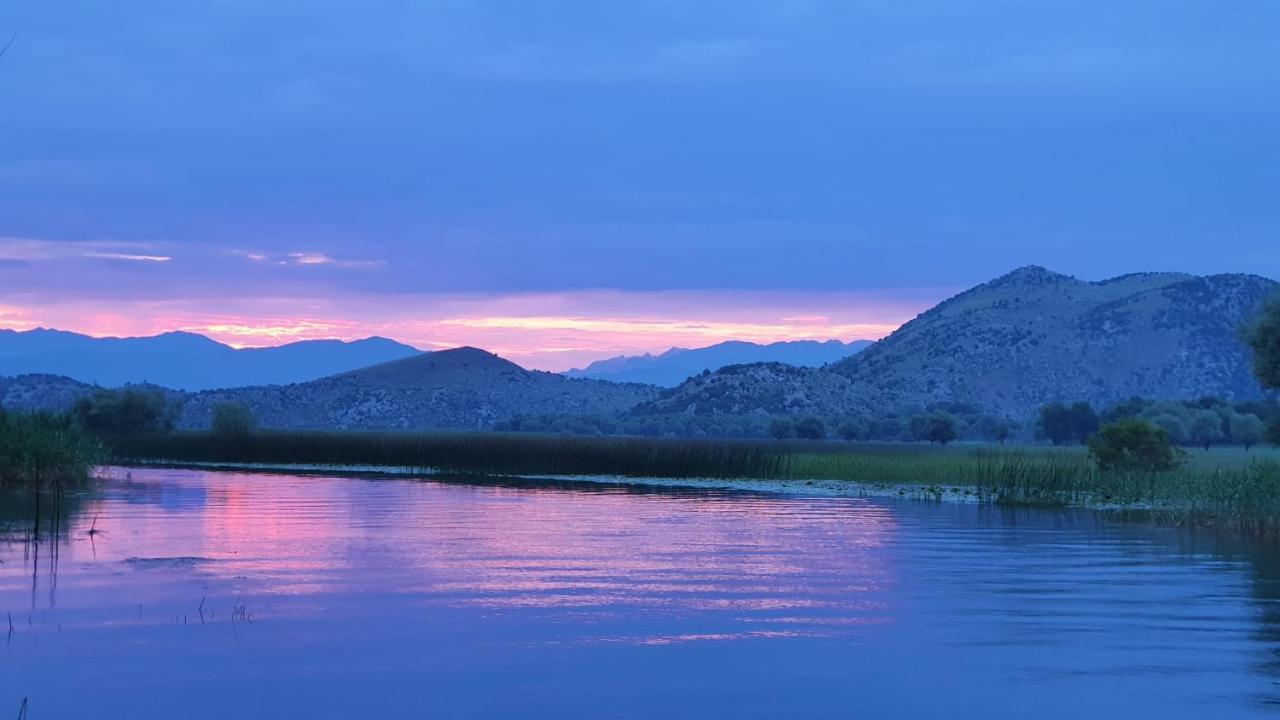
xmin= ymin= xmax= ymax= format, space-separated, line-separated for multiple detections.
xmin=635 ymin=266 xmax=1278 ymax=422
xmin=564 ymin=339 xmax=872 ymax=387
xmin=0 ymin=329 xmax=420 ymax=390
xmin=1 ymin=266 xmax=1276 ymax=432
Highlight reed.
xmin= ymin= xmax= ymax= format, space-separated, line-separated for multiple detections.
xmin=109 ymin=431 xmax=1280 ymax=535
xmin=0 ymin=411 xmax=103 ymax=487
xmin=111 ymin=430 xmax=790 ymax=479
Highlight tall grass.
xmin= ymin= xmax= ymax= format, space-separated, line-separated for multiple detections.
xmin=789 ymin=446 xmax=1280 ymax=534
xmin=110 ymin=431 xmax=1280 ymax=535
xmin=0 ymin=412 xmax=103 ymax=487
xmin=111 ymin=431 xmax=790 ymax=479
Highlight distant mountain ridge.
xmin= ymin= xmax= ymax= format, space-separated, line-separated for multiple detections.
xmin=0 ymin=328 xmax=421 ymax=390
xmin=565 ymin=339 xmax=872 ymax=387
xmin=634 ymin=266 xmax=1279 ymax=422
xmin=0 ymin=346 xmax=658 ymax=430
xmin=3 ymin=266 xmax=1276 ymax=432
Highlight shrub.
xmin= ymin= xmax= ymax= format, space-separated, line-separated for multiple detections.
xmin=1088 ymin=418 xmax=1184 ymax=473
xmin=210 ymin=402 xmax=255 ymax=438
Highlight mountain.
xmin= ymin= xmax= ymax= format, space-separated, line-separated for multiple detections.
xmin=177 ymin=347 xmax=659 ymax=430
xmin=565 ymin=339 xmax=872 ymax=387
xmin=632 ymin=267 xmax=1279 ymax=422
xmin=0 ymin=329 xmax=421 ymax=390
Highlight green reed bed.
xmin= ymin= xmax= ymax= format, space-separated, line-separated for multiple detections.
xmin=0 ymin=412 xmax=103 ymax=487
xmin=788 ymin=446 xmax=1280 ymax=534
xmin=110 ymin=432 xmax=1280 ymax=535
xmin=111 ymin=430 xmax=790 ymax=480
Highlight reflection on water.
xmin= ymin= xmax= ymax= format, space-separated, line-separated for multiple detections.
xmin=2 ymin=468 xmax=1280 ymax=718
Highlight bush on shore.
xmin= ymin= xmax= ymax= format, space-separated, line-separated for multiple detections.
xmin=1088 ymin=418 xmax=1184 ymax=473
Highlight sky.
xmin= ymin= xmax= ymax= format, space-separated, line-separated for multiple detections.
xmin=1 ymin=1 xmax=1278 ymax=370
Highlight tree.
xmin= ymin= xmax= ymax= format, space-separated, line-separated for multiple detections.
xmin=836 ymin=420 xmax=864 ymax=441
xmin=1068 ymin=402 xmax=1100 ymax=444
xmin=925 ymin=413 xmax=958 ymax=445
xmin=909 ymin=415 xmax=932 ymax=442
xmin=1268 ymin=417 xmax=1280 ymax=447
xmin=1038 ymin=403 xmax=1073 ymax=445
xmin=1147 ymin=412 xmax=1189 ymax=445
xmin=794 ymin=416 xmax=826 ymax=440
xmin=1246 ymin=299 xmax=1280 ymax=390
xmin=211 ymin=402 xmax=255 ymax=438
xmin=1230 ymin=413 xmax=1266 ymax=451
xmin=1188 ymin=409 xmax=1224 ymax=450
xmin=1103 ymin=397 xmax=1153 ymax=423
xmin=768 ymin=418 xmax=795 ymax=440
xmin=72 ymin=388 xmax=178 ymax=436
xmin=1088 ymin=418 xmax=1184 ymax=472
xmin=976 ymin=416 xmax=1013 ymax=445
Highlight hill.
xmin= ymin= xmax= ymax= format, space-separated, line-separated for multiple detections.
xmin=632 ymin=267 xmax=1279 ymax=423
xmin=564 ymin=339 xmax=871 ymax=387
xmin=0 ymin=329 xmax=420 ymax=390
xmin=178 ymin=347 xmax=659 ymax=430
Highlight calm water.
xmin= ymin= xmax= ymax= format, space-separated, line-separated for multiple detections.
xmin=3 ymin=469 xmax=1280 ymax=718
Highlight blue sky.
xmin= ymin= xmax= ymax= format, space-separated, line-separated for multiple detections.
xmin=1 ymin=1 xmax=1277 ymax=367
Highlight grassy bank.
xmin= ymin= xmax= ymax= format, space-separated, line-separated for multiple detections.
xmin=790 ymin=445 xmax=1280 ymax=533
xmin=109 ymin=431 xmax=1280 ymax=535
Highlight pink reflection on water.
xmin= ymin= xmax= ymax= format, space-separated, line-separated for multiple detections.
xmin=1 ymin=469 xmax=900 ymax=646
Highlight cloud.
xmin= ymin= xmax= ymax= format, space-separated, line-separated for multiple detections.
xmin=285 ymin=252 xmax=384 ymax=268
xmin=0 ymin=237 xmax=173 ymax=263
xmin=83 ymin=252 xmax=172 ymax=262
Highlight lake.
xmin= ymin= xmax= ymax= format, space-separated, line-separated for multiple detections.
xmin=3 ymin=468 xmax=1280 ymax=718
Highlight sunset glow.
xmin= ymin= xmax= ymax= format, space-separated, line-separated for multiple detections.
xmin=0 ymin=290 xmax=926 ymax=370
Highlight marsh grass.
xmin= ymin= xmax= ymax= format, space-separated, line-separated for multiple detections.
xmin=0 ymin=412 xmax=103 ymax=487
xmin=111 ymin=431 xmax=790 ymax=479
xmin=110 ymin=432 xmax=1280 ymax=535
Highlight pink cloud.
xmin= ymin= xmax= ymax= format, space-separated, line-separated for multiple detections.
xmin=0 ymin=289 xmax=936 ymax=371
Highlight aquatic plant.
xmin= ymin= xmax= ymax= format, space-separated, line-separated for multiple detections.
xmin=0 ymin=410 xmax=103 ymax=486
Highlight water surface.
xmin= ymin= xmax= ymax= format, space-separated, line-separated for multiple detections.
xmin=3 ymin=468 xmax=1280 ymax=718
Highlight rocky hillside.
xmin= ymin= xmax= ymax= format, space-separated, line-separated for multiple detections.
xmin=0 ymin=374 xmax=96 ymax=413
xmin=832 ymin=266 xmax=1276 ymax=418
xmin=629 ymin=363 xmax=856 ymax=418
xmin=633 ymin=267 xmax=1278 ymax=422
xmin=178 ymin=347 xmax=658 ymax=430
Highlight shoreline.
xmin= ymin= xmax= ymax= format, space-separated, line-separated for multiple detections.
xmin=108 ymin=459 xmax=1102 ymax=508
